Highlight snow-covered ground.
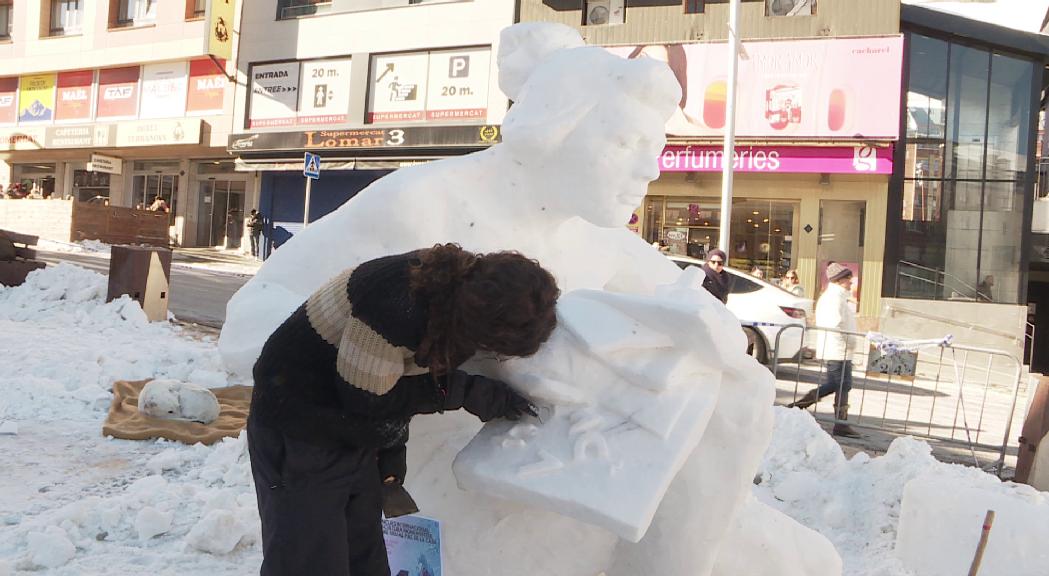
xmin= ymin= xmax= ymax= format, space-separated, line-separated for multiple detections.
xmin=0 ymin=264 xmax=1045 ymax=575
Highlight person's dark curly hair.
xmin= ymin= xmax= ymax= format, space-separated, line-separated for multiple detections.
xmin=409 ymin=243 xmax=559 ymax=376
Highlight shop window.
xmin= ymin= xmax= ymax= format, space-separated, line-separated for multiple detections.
xmin=110 ymin=0 xmax=157 ymax=28
xmin=0 ymin=0 xmax=13 ymax=40
xmin=11 ymin=164 xmax=56 ymax=199
xmin=48 ymin=0 xmax=83 ymax=36
xmin=582 ymin=0 xmax=624 ymax=26
xmin=728 ymin=198 xmax=798 ymax=279
xmin=133 ymin=173 xmax=179 ymax=226
xmin=73 ymin=170 xmax=111 ymax=203
xmin=276 ymin=0 xmax=330 ymax=19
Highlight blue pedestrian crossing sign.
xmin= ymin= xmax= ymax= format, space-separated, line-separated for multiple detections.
xmin=303 ymin=152 xmax=321 ymax=179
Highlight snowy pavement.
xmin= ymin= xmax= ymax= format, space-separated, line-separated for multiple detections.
xmin=1 ymin=263 xmax=1046 ymax=575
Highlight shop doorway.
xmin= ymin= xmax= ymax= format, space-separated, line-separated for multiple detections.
xmin=196 ymin=180 xmax=246 ymax=249
xmin=817 ymin=199 xmax=866 ymax=300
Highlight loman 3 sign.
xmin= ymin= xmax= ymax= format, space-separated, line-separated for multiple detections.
xmin=228 ymin=124 xmax=502 ymax=153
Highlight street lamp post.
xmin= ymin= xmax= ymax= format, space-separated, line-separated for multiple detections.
xmin=719 ymin=0 xmax=742 ymax=252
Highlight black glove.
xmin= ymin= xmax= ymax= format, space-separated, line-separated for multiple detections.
xmin=443 ymin=372 xmax=538 ymax=423
xmin=377 ymin=444 xmax=407 ymax=485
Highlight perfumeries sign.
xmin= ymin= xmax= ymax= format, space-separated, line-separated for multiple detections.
xmin=227 ymin=125 xmax=501 ymax=154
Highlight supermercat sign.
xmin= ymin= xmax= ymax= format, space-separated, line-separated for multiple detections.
xmin=660 ymin=145 xmax=893 ymax=175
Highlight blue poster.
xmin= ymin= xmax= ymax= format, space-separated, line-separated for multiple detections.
xmin=383 ymin=515 xmax=442 ymax=576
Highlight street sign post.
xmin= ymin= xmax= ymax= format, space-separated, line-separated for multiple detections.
xmin=303 ymin=152 xmax=321 ymax=227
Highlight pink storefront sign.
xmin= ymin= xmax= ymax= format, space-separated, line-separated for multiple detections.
xmin=659 ymin=145 xmax=893 ymax=174
xmin=608 ymin=36 xmax=904 ymax=140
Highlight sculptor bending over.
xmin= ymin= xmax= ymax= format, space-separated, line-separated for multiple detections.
xmin=247 ymin=244 xmax=559 ymax=576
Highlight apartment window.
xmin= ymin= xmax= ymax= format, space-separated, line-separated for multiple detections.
xmin=685 ymin=0 xmax=766 ymax=14
xmin=582 ymin=0 xmax=624 ymax=26
xmin=766 ymin=0 xmax=815 ymax=16
xmin=188 ymin=0 xmax=205 ymax=18
xmin=112 ymin=0 xmax=158 ymax=27
xmin=0 ymin=0 xmax=12 ymax=40
xmin=277 ymin=0 xmax=331 ymax=19
xmin=50 ymin=0 xmax=84 ymax=35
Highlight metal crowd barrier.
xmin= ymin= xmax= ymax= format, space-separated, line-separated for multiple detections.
xmin=767 ymin=324 xmax=1025 ymax=478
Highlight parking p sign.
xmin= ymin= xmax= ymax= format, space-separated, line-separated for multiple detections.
xmin=304 ymin=152 xmax=321 ymax=179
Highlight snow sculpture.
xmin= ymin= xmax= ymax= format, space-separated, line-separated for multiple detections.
xmin=220 ymin=22 xmax=840 ymax=576
xmin=138 ymin=379 xmax=220 ymax=425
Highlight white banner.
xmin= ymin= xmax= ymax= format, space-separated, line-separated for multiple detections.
xmin=425 ymin=48 xmax=490 ymax=122
xmin=298 ymin=58 xmax=352 ymax=125
xmin=249 ymin=62 xmax=300 ymax=128
xmin=140 ymin=62 xmax=188 ymax=120
xmin=367 ymin=52 xmax=429 ymax=123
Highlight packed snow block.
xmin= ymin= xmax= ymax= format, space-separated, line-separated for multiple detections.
xmin=896 ymin=472 xmax=1049 ymax=576
xmin=454 ymin=289 xmax=724 ymax=542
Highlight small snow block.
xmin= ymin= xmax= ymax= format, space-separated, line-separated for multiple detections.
xmin=104 ymin=380 xmax=251 ymax=445
xmin=0 ymin=421 xmax=17 ymax=435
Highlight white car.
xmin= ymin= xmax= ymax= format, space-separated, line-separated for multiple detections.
xmin=668 ymin=255 xmax=812 ymax=363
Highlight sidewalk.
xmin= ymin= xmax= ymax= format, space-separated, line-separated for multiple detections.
xmin=773 ymin=358 xmax=1026 ymax=477
xmin=171 ymin=247 xmax=263 ymax=276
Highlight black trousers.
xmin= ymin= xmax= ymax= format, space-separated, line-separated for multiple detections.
xmin=247 ymin=419 xmax=389 ymax=576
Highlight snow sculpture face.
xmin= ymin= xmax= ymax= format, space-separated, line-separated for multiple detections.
xmin=500 ymin=46 xmax=680 ymax=228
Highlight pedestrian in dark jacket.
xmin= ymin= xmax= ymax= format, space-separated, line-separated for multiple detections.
xmin=701 ymin=248 xmax=732 ymax=304
xmin=247 ymin=210 xmax=263 ymax=258
xmin=247 ymin=243 xmax=560 ymax=576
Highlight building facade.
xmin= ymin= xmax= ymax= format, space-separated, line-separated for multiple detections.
xmin=0 ymin=0 xmax=241 ymax=248
xmin=521 ymin=0 xmax=903 ymax=323
xmin=227 ymin=0 xmax=514 ymax=257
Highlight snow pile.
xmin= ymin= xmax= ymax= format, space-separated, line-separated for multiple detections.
xmin=1 ymin=434 xmax=259 ymax=572
xmin=755 ymin=407 xmax=1049 ymax=576
xmin=0 ymin=264 xmax=228 ymax=422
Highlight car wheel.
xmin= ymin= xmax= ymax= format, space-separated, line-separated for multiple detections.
xmin=743 ymin=327 xmax=769 ymax=365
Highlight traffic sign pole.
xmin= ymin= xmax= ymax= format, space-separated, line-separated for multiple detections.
xmin=303 ymin=177 xmax=312 ymax=228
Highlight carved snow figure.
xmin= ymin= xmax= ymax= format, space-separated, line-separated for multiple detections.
xmin=221 ymin=23 xmax=841 ymax=576
xmin=137 ymin=379 xmax=220 ymax=424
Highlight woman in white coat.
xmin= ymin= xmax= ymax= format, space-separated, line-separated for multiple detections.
xmin=788 ymin=262 xmax=861 ymax=438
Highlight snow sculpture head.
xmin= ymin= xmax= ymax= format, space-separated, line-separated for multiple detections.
xmin=498 ymin=26 xmax=681 ymax=228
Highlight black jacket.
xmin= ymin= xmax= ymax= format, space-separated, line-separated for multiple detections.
xmin=702 ymin=264 xmax=732 ymax=304
xmin=249 ymin=251 xmax=520 ymax=450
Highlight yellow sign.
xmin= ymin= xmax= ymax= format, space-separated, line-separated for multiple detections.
xmin=205 ymin=0 xmax=235 ymax=60
xmin=18 ymin=74 xmax=57 ymax=123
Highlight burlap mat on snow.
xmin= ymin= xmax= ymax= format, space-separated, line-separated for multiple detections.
xmin=103 ymin=380 xmax=252 ymax=445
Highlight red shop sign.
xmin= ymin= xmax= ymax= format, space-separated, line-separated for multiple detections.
xmin=96 ymin=66 xmax=140 ymax=119
xmin=56 ymin=70 xmax=94 ymax=122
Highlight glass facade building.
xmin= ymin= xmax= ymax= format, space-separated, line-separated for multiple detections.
xmin=889 ymin=29 xmax=1042 ymax=305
